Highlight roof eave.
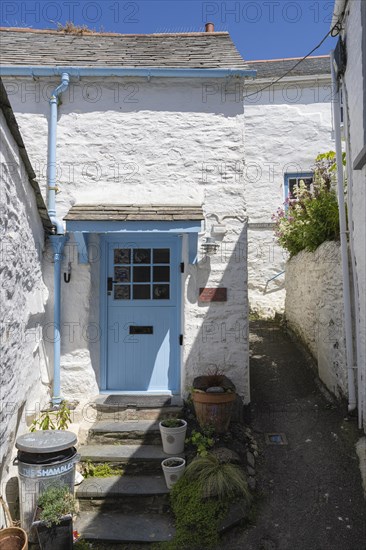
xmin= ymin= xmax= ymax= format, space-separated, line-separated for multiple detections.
xmin=0 ymin=66 xmax=256 ymax=79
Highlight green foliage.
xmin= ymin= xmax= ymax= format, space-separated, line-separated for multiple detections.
xmin=73 ymin=539 xmax=91 ymax=549
xmin=272 ymin=151 xmax=344 ymax=257
xmin=30 ymin=400 xmax=71 ymax=432
xmin=37 ymin=485 xmax=76 ymax=528
xmin=186 ymin=429 xmax=215 ymax=457
xmin=156 ymin=455 xmax=252 ymax=549
xmin=161 ymin=478 xmax=227 ymax=549
xmin=82 ymin=461 xmax=124 ymax=478
xmin=160 ymin=418 xmax=184 ymax=428
xmin=184 ymin=454 xmax=251 ymax=501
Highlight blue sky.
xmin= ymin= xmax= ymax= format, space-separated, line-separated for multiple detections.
xmin=0 ymin=0 xmax=337 ymax=60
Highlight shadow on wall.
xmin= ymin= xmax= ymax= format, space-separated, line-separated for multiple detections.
xmin=4 ymin=78 xmax=243 ymax=117
xmin=184 ymin=225 xmax=249 ymax=408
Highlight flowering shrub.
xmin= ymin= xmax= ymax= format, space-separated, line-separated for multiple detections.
xmin=272 ymin=152 xmax=345 ymax=257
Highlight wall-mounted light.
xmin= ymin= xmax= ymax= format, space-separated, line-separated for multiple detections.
xmin=201 ymin=235 xmax=220 ymax=256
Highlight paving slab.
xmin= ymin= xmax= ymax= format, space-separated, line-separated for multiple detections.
xmin=93 ymin=394 xmax=177 ymax=409
xmin=75 ymin=510 xmax=175 ymax=542
xmin=76 ymin=474 xmax=169 ymax=498
xmin=79 ymin=444 xmax=184 ymax=462
xmin=90 ymin=420 xmax=160 ymax=434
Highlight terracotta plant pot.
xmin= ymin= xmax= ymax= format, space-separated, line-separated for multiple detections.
xmin=0 ymin=527 xmax=28 ymax=550
xmin=161 ymin=457 xmax=186 ymax=489
xmin=192 ymin=391 xmax=236 ymax=434
xmin=159 ymin=419 xmax=187 ymax=454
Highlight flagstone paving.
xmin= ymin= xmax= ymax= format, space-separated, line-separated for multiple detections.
xmin=223 ymin=320 xmax=366 ymax=550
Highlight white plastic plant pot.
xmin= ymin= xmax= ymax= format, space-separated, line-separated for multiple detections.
xmin=161 ymin=457 xmax=186 ymax=489
xmin=159 ymin=419 xmax=187 ymax=454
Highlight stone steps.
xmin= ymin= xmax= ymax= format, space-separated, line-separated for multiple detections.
xmin=76 ymin=397 xmax=184 ymax=543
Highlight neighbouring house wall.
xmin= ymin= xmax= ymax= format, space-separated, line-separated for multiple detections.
xmin=341 ymin=0 xmax=366 ymax=430
xmin=244 ymin=80 xmax=334 ymax=317
xmin=0 ymin=109 xmax=50 ymax=520
xmin=3 ymin=76 xmax=249 ymax=402
xmin=285 ymin=241 xmax=347 ymax=399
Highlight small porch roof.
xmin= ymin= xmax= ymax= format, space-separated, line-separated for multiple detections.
xmin=64 ymin=204 xmax=204 ymax=264
xmin=64 ymin=204 xmax=204 ymax=222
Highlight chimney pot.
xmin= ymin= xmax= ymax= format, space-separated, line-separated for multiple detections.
xmin=205 ymin=22 xmax=215 ymax=33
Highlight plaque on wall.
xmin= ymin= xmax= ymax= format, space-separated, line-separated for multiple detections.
xmin=199 ymin=288 xmax=227 ymax=302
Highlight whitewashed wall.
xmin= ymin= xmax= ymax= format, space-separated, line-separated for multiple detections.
xmin=3 ymin=76 xmax=249 ymax=402
xmin=285 ymin=241 xmax=347 ymax=398
xmin=341 ymin=0 xmax=366 ymax=431
xmin=0 ymin=109 xmax=50 ymax=521
xmin=244 ymin=79 xmax=334 ymax=316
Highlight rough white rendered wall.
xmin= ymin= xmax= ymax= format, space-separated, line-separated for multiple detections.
xmin=0 ymin=109 xmax=50 ymax=520
xmin=285 ymin=241 xmax=347 ymax=398
xmin=244 ymin=81 xmax=334 ymax=316
xmin=3 ymin=77 xmax=249 ymax=401
xmin=342 ymin=0 xmax=366 ymax=431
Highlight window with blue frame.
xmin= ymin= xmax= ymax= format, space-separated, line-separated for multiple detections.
xmin=284 ymin=172 xmax=314 ymax=203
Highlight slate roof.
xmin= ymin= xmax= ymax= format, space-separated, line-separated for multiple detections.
xmin=64 ymin=205 xmax=204 ymax=221
xmin=246 ymin=56 xmax=330 ymax=78
xmin=0 ymin=28 xmax=248 ymax=69
xmin=0 ymin=78 xmax=52 ymax=233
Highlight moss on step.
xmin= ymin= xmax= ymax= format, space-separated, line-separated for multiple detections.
xmin=82 ymin=461 xmax=124 ymax=478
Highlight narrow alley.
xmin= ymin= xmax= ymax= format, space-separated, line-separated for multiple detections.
xmin=225 ymin=320 xmax=366 ymax=550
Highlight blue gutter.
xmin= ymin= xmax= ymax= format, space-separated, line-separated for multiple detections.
xmin=0 ymin=66 xmax=256 ymax=79
xmin=47 ymin=73 xmax=69 ymax=406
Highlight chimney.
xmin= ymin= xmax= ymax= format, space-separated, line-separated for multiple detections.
xmin=205 ymin=22 xmax=215 ymax=33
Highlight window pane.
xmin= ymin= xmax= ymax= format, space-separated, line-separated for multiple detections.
xmin=153 ymin=266 xmax=170 ymax=282
xmin=133 ymin=266 xmax=150 ymax=282
xmin=303 ymin=178 xmax=313 ymax=189
xmin=114 ymin=285 xmax=130 ymax=300
xmin=114 ymin=266 xmax=130 ymax=283
xmin=133 ymin=249 xmax=151 ymax=264
xmin=153 ymin=284 xmax=170 ymax=300
xmin=114 ymin=249 xmax=130 ymax=264
xmin=153 ymin=248 xmax=170 ymax=264
xmin=133 ymin=285 xmax=151 ymax=299
xmin=289 ymin=178 xmax=297 ymax=196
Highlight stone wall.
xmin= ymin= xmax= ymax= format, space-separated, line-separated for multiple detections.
xmin=3 ymin=76 xmax=249 ymax=402
xmin=285 ymin=241 xmax=347 ymax=399
xmin=0 ymin=108 xmax=50 ymax=520
xmin=244 ymin=80 xmax=334 ymax=316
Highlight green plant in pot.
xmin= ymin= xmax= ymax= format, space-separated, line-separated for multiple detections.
xmin=159 ymin=417 xmax=187 ymax=454
xmin=32 ymin=485 xmax=76 ymax=550
xmin=191 ymin=368 xmax=236 ymax=434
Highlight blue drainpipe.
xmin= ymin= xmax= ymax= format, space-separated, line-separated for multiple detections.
xmin=49 ymin=234 xmax=67 ymax=406
xmin=47 ymin=73 xmax=69 ymax=406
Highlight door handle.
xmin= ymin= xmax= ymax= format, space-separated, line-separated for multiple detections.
xmin=107 ymin=277 xmax=117 ymax=292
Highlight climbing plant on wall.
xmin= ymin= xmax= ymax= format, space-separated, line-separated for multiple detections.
xmin=272 ymin=151 xmax=346 ymax=257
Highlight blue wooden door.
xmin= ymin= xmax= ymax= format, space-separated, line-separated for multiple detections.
xmin=105 ymin=235 xmax=181 ymax=393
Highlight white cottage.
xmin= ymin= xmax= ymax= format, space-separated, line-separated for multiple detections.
xmin=0 ymin=26 xmax=256 ymax=410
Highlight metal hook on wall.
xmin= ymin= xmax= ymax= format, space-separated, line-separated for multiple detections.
xmin=64 ymin=262 xmax=72 ymax=283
